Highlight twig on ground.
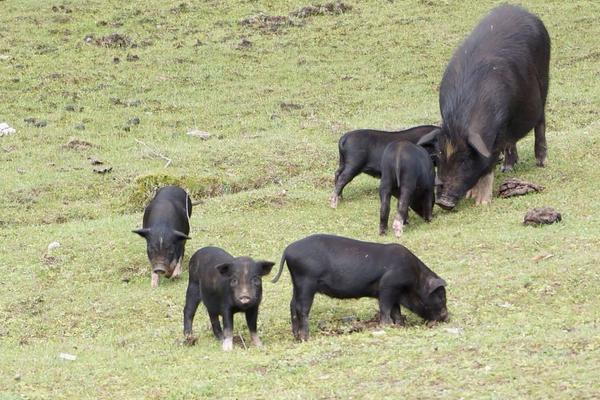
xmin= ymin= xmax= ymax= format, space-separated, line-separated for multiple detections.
xmin=238 ymin=331 xmax=247 ymax=350
xmin=134 ymin=139 xmax=172 ymax=167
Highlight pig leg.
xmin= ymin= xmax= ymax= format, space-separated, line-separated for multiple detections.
xmin=245 ymin=306 xmax=263 ymax=347
xmin=171 ymin=256 xmax=183 ymax=279
xmin=378 ymin=290 xmax=396 ymax=325
xmin=391 ymin=304 xmax=406 ymax=326
xmin=290 ymin=292 xmax=300 ymax=340
xmin=502 ymin=143 xmax=519 ymax=172
xmin=474 ymin=172 xmax=494 ymax=206
xmin=379 ymin=186 xmax=392 ymax=235
xmin=330 ymin=166 xmax=360 ymax=208
xmin=295 ymin=282 xmax=317 ymax=341
xmin=208 ymin=311 xmax=223 ymax=341
xmin=151 ymin=272 xmax=159 ymax=288
xmin=534 ymin=116 xmax=547 ymax=167
xmin=393 ymin=190 xmax=412 ymax=237
xmin=221 ymin=309 xmax=234 ymax=351
xmin=183 ymin=280 xmax=202 ymax=336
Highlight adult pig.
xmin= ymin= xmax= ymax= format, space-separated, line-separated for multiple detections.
xmin=436 ymin=5 xmax=550 ymax=209
xmin=379 ymin=141 xmax=435 ymax=237
xmin=133 ymin=186 xmax=192 ymax=288
xmin=330 ymin=125 xmax=440 ymax=208
xmin=271 ymin=234 xmax=448 ymax=341
xmin=183 ymin=247 xmax=274 ymax=351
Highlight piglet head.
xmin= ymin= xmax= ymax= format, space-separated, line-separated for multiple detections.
xmin=215 ymin=257 xmax=275 ymax=309
xmin=133 ymin=227 xmax=190 ymax=277
xmin=421 ymin=277 xmax=449 ymax=322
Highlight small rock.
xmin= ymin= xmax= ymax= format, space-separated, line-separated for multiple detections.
xmin=126 ymin=99 xmax=141 ymax=107
xmin=128 ymin=117 xmax=140 ymax=125
xmin=0 ymin=122 xmax=16 ymax=136
xmin=66 ymin=139 xmax=93 ymax=150
xmin=524 ymin=207 xmax=562 ymax=226
xmin=340 ymin=315 xmax=357 ymax=324
xmin=371 ymin=330 xmax=386 ymax=337
xmin=47 ymin=241 xmax=61 ymax=251
xmin=59 ymin=353 xmax=76 ymax=361
xmin=24 ymin=118 xmax=47 ymax=128
xmin=88 ymin=156 xmax=103 ymax=165
xmin=113 ymin=57 xmax=120 ymax=64
xmin=126 ymin=54 xmax=140 ymax=62
xmin=93 ymin=166 xmax=112 ymax=174
xmin=0 ymin=54 xmax=11 ymax=61
xmin=186 ymin=130 xmax=210 ymax=139
xmin=444 ymin=327 xmax=462 ymax=335
xmin=74 ymin=123 xmax=85 ymax=130
xmin=14 ymin=373 xmax=21 ymax=381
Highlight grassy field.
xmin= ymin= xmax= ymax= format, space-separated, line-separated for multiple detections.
xmin=1 ymin=0 xmax=599 ymax=398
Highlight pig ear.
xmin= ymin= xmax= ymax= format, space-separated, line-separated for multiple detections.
xmin=132 ymin=228 xmax=151 ymax=238
xmin=215 ymin=263 xmax=232 ymax=277
xmin=256 ymin=261 xmax=275 ymax=276
xmin=416 ymin=128 xmax=441 ymax=148
xmin=425 ymin=277 xmax=447 ymax=296
xmin=173 ymin=230 xmax=191 ymax=241
xmin=467 ymin=131 xmax=491 ymax=158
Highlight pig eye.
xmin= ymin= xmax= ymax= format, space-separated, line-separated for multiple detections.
xmin=230 ymin=278 xmax=238 ymax=286
xmin=252 ymin=277 xmax=261 ymax=286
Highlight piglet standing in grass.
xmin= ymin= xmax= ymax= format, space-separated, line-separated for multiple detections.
xmin=183 ymin=247 xmax=274 ymax=351
xmin=133 ymin=186 xmax=192 ymax=288
xmin=379 ymin=140 xmax=435 ymax=236
xmin=272 ymin=234 xmax=448 ymax=341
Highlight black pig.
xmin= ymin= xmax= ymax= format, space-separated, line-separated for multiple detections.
xmin=271 ymin=234 xmax=448 ymax=341
xmin=133 ymin=186 xmax=192 ymax=288
xmin=379 ymin=141 xmax=435 ymax=237
xmin=436 ymin=5 xmax=551 ymax=210
xmin=330 ymin=125 xmax=440 ymax=208
xmin=183 ymin=247 xmax=274 ymax=351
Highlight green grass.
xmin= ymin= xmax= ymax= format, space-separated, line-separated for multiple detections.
xmin=1 ymin=0 xmax=600 ymax=398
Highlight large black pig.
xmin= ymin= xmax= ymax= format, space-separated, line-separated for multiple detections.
xmin=436 ymin=5 xmax=550 ymax=209
xmin=379 ymin=141 xmax=435 ymax=237
xmin=330 ymin=125 xmax=440 ymax=208
xmin=133 ymin=186 xmax=192 ymax=288
xmin=183 ymin=247 xmax=274 ymax=351
xmin=271 ymin=234 xmax=448 ymax=341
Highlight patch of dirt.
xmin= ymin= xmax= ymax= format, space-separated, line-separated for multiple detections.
xmin=51 ymin=5 xmax=72 ymax=13
xmin=498 ymin=178 xmax=544 ymax=198
xmin=523 ymin=207 xmax=562 ymax=226
xmin=93 ymin=33 xmax=135 ymax=48
xmin=291 ymin=1 xmax=352 ymax=18
xmin=170 ymin=3 xmax=190 ymax=14
xmin=280 ymin=102 xmax=303 ymax=111
xmin=65 ymin=139 xmax=93 ymax=150
xmin=240 ymin=13 xmax=294 ymax=32
xmin=318 ymin=313 xmax=380 ymax=336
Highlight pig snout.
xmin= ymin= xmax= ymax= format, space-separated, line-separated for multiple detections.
xmin=436 ymin=194 xmax=457 ymax=210
xmin=439 ymin=308 xmax=449 ymax=322
xmin=238 ymin=295 xmax=252 ymax=305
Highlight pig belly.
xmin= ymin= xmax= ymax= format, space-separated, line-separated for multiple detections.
xmin=316 ymin=278 xmax=378 ymax=299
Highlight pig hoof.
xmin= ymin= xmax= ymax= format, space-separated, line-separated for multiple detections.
xmin=392 ymin=219 xmax=404 ymax=237
xmin=151 ymin=273 xmax=159 ymax=288
xmin=222 ymin=338 xmax=233 ymax=351
xmin=184 ymin=334 xmax=198 ymax=346
xmin=536 ymin=159 xmax=546 ymax=167
xmin=379 ymin=228 xmax=387 ymax=236
xmin=330 ymin=195 xmax=339 ymax=209
xmin=251 ymin=335 xmax=263 ymax=347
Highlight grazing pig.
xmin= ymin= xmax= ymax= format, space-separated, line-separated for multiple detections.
xmin=183 ymin=247 xmax=274 ymax=351
xmin=436 ymin=4 xmax=551 ymax=210
xmin=330 ymin=125 xmax=440 ymax=208
xmin=133 ymin=186 xmax=192 ymax=288
xmin=271 ymin=234 xmax=448 ymax=341
xmin=379 ymin=141 xmax=435 ymax=237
